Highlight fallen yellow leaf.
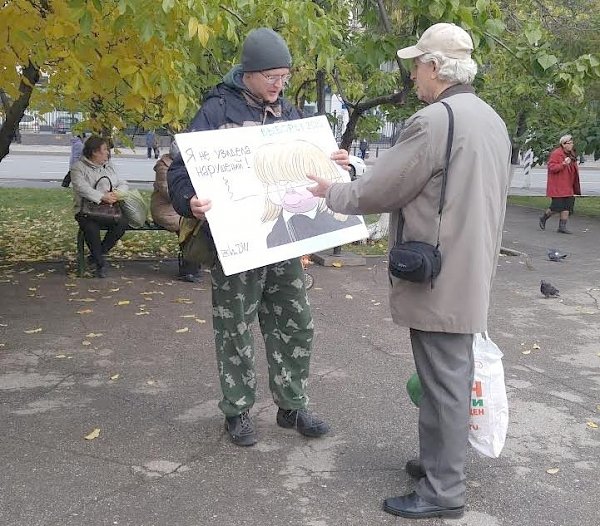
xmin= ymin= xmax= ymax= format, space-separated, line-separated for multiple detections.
xmin=135 ymin=311 xmax=149 ymax=316
xmin=82 ymin=340 xmax=91 ymax=346
xmin=109 ymin=288 xmax=120 ymax=292
xmin=87 ymin=289 xmax=99 ymax=293
xmin=176 ymin=327 xmax=189 ymax=333
xmin=532 ymin=344 xmax=540 ymax=350
xmin=587 ymin=421 xmax=598 ymax=429
xmin=24 ymin=328 xmax=43 ymax=334
xmin=180 ymin=314 xmax=197 ymax=318
xmin=85 ymin=333 xmax=103 ymax=338
xmin=77 ymin=309 xmax=93 ymax=314
xmin=345 ymin=294 xmax=353 ymax=299
xmin=194 ymin=318 xmax=206 ymax=324
xmin=522 ymin=350 xmax=531 ymax=355
xmin=147 ymin=380 xmax=155 ymax=385
xmin=546 ymin=467 xmax=559 ymax=475
xmin=173 ymin=298 xmax=193 ymax=304
xmin=116 ymin=300 xmax=131 ymax=306
xmin=332 ymin=261 xmax=343 ymax=268
xmin=84 ymin=428 xmax=101 ymax=440
xmin=65 ymin=283 xmax=77 ymax=288
xmin=28 ymin=287 xmax=37 ymax=291
xmin=110 ymin=374 xmax=120 ymax=380
xmin=55 ymin=354 xmax=67 ymax=358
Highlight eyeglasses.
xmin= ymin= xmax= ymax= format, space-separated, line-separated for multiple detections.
xmin=260 ymin=72 xmax=292 ymax=85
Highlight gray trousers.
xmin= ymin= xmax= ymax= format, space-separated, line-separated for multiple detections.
xmin=410 ymin=329 xmax=474 ymax=508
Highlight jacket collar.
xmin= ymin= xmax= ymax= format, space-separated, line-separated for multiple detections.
xmin=435 ymin=83 xmax=475 ymax=102
xmin=81 ymin=157 xmax=106 ymax=169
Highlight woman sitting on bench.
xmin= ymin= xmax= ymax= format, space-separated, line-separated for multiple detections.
xmin=71 ymin=136 xmax=129 ymax=278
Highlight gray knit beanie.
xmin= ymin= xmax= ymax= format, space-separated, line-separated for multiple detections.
xmin=241 ymin=28 xmax=292 ymax=72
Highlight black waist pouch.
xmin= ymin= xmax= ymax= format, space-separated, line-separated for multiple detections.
xmin=388 ymin=241 xmax=442 ymax=283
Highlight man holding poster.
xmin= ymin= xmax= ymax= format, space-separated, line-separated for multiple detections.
xmin=168 ymin=28 xmax=349 ymax=447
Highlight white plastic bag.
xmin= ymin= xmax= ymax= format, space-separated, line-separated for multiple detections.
xmin=469 ymin=332 xmax=509 ymax=458
xmin=117 ymin=189 xmax=148 ymax=228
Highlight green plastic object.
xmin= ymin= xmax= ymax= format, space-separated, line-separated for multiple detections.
xmin=406 ymin=372 xmax=422 ymax=407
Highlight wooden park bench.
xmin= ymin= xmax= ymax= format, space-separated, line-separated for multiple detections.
xmin=76 ymin=221 xmax=167 ymax=277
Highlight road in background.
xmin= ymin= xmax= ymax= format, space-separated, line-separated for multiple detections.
xmin=0 ymin=154 xmax=157 ymax=188
xmin=2 ymin=149 xmax=600 ymax=195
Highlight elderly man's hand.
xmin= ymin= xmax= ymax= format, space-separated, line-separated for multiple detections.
xmin=330 ymin=149 xmax=350 ymax=171
xmin=190 ymin=195 xmax=212 ymax=220
xmin=307 ymin=174 xmax=333 ymax=198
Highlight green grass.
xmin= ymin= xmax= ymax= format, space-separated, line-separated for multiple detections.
xmin=507 ymin=196 xmax=600 ymax=218
xmin=0 ymin=188 xmax=178 ymax=263
xmin=0 ymin=188 xmax=389 ymax=262
xmin=13 ymin=190 xmax=597 ymax=264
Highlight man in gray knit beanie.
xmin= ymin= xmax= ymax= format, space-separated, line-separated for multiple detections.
xmin=242 ymin=28 xmax=292 ymax=72
xmin=168 ymin=27 xmax=351 ymax=448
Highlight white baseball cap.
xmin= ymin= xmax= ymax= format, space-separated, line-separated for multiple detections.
xmin=397 ymin=23 xmax=473 ymax=60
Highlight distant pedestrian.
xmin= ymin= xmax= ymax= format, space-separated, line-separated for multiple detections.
xmin=359 ymin=138 xmax=368 ymax=159
xmin=61 ymin=134 xmax=84 ymax=188
xmin=145 ymin=130 xmax=159 ymax=159
xmin=539 ymin=134 xmax=581 ymax=234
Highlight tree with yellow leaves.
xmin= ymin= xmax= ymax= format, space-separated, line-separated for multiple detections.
xmin=0 ymin=0 xmax=345 ymax=163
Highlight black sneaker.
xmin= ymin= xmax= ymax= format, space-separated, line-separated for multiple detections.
xmin=405 ymin=459 xmax=426 ymax=479
xmin=225 ymin=410 xmax=257 ymax=446
xmin=276 ymin=408 xmax=330 ymax=437
xmin=95 ymin=265 xmax=107 ymax=278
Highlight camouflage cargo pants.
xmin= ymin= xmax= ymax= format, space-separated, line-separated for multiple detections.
xmin=211 ymin=258 xmax=314 ymax=417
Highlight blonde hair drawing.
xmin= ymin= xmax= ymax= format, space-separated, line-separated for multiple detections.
xmin=254 ymin=140 xmax=348 ymax=223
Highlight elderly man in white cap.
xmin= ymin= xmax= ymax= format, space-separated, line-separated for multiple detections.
xmin=308 ymin=22 xmax=512 ymax=519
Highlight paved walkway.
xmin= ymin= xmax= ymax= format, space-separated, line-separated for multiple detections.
xmin=1 ymin=205 xmax=599 ymax=525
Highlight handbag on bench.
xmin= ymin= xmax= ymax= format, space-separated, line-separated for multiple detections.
xmin=79 ymin=175 xmax=123 ymax=223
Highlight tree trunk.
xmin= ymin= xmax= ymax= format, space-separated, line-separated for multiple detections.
xmin=366 ymin=213 xmax=389 ymax=241
xmin=511 ymin=109 xmax=527 ymax=165
xmin=0 ymin=62 xmax=40 ymax=163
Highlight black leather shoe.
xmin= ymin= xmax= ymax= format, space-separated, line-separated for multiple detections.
xmin=178 ymin=273 xmax=202 ymax=283
xmin=383 ymin=492 xmax=464 ymax=519
xmin=95 ymin=265 xmax=107 ymax=278
xmin=225 ymin=410 xmax=257 ymax=447
xmin=405 ymin=459 xmax=425 ymax=479
xmin=276 ymin=408 xmax=330 ymax=437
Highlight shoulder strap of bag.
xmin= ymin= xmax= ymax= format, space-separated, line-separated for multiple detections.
xmin=93 ymin=175 xmax=113 ymax=192
xmin=396 ymin=101 xmax=454 ymax=247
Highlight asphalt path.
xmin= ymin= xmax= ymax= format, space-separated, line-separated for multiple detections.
xmin=0 ymin=155 xmax=156 ymax=189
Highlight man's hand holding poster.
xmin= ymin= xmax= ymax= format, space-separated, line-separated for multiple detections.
xmin=175 ymin=116 xmax=368 ymax=275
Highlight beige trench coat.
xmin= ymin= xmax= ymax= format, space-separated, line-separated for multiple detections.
xmin=150 ymin=154 xmax=181 ymax=232
xmin=327 ymin=87 xmax=512 ymax=333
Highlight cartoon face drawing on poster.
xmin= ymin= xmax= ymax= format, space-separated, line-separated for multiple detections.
xmin=253 ymin=140 xmax=362 ymax=248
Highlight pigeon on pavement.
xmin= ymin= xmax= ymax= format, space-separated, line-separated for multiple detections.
xmin=540 ymin=280 xmax=560 ymax=298
xmin=547 ymin=248 xmax=568 ymax=262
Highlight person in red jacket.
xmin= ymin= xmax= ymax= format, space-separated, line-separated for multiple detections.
xmin=539 ymin=134 xmax=581 ymax=234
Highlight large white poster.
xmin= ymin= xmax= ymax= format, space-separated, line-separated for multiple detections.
xmin=175 ymin=116 xmax=368 ymax=275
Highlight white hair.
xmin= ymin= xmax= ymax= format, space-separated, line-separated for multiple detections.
xmin=418 ymin=52 xmax=478 ymax=84
xmin=559 ymin=134 xmax=572 ymax=145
